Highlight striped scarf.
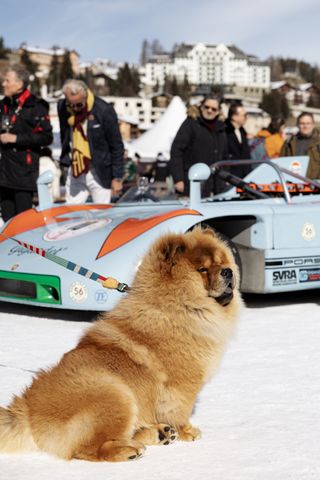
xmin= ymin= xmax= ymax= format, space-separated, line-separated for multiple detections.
xmin=67 ymin=89 xmax=94 ymax=177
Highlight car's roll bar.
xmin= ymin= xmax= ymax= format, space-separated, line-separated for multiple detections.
xmin=212 ymin=159 xmax=320 ymax=204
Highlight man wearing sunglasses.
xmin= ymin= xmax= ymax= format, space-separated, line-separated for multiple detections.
xmin=58 ymin=79 xmax=124 ymax=204
xmin=170 ymin=95 xmax=228 ymax=197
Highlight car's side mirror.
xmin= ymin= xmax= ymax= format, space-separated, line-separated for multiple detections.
xmin=188 ymin=163 xmax=211 ymax=207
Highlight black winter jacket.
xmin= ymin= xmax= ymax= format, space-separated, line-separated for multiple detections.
xmin=0 ymin=92 xmax=53 ymax=191
xmin=169 ymin=114 xmax=228 ymax=196
xmin=224 ymin=119 xmax=252 ymax=178
xmin=58 ymin=96 xmax=124 ymax=188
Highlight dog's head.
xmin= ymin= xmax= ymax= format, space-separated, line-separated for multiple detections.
xmin=147 ymin=228 xmax=240 ymax=308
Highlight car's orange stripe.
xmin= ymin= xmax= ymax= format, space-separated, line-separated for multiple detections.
xmin=0 ymin=205 xmax=112 ymax=243
xmin=96 ymin=209 xmax=201 ymax=258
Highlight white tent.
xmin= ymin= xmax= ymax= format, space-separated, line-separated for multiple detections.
xmin=127 ymin=96 xmax=186 ymax=162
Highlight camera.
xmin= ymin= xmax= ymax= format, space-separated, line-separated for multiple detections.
xmin=1 ymin=115 xmax=12 ymax=133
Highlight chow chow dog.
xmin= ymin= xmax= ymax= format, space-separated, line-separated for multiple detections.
xmin=0 ymin=228 xmax=241 ymax=462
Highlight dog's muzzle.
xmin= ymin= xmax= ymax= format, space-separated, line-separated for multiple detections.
xmin=216 ymin=268 xmax=235 ymax=307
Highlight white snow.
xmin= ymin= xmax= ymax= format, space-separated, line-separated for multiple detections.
xmin=0 ymin=291 xmax=319 ymax=480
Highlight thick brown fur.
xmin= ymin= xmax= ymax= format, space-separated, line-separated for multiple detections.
xmin=0 ymin=228 xmax=242 ymax=462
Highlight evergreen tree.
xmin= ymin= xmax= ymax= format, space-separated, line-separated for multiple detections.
xmin=163 ymin=73 xmax=171 ymax=93
xmin=115 ymin=63 xmax=140 ymax=96
xmin=0 ymin=36 xmax=10 ymax=59
xmin=162 ymin=74 xmax=190 ymax=99
xmin=20 ymin=49 xmax=40 ymax=94
xmin=280 ymin=94 xmax=290 ymax=119
xmin=20 ymin=49 xmax=38 ymax=75
xmin=268 ymin=56 xmax=283 ymax=81
xmin=78 ymin=68 xmax=94 ymax=90
xmin=268 ymin=56 xmax=320 ymax=87
xmin=170 ymin=76 xmax=179 ymax=96
xmin=104 ymin=76 xmax=118 ymax=96
xmin=47 ymin=51 xmax=61 ymax=93
xmin=280 ymin=58 xmax=298 ymax=76
xmin=180 ymin=75 xmax=192 ymax=102
xmin=299 ymin=61 xmax=320 ymax=86
xmin=60 ymin=50 xmax=74 ymax=84
xmin=260 ymin=91 xmax=290 ymax=119
xmin=299 ymin=61 xmax=313 ymax=82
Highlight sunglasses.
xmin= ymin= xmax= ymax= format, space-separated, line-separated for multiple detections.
xmin=67 ymin=101 xmax=85 ymax=110
xmin=203 ymin=105 xmax=218 ymax=112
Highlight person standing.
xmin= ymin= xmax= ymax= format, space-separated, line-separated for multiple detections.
xmin=0 ymin=65 xmax=53 ymax=222
xmin=58 ymin=79 xmax=124 ymax=204
xmin=170 ymin=96 xmax=228 ymax=196
xmin=280 ymin=112 xmax=320 ymax=179
xmin=257 ymin=116 xmax=285 ymax=159
xmin=152 ymin=152 xmax=170 ymax=183
xmin=250 ymin=116 xmax=286 ymax=162
xmin=224 ymin=103 xmax=252 ymax=178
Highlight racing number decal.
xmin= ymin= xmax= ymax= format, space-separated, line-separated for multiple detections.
xmin=301 ymin=222 xmax=316 ymax=241
xmin=69 ymin=282 xmax=88 ymax=303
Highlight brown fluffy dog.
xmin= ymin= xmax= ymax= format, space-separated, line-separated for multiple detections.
xmin=0 ymin=228 xmax=241 ymax=462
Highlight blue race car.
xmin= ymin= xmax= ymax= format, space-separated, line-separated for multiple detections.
xmin=0 ymin=155 xmax=319 ymax=310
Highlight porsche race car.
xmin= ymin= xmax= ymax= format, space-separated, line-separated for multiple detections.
xmin=0 ymin=155 xmax=319 ymax=310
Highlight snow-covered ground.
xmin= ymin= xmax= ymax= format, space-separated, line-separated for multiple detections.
xmin=0 ymin=291 xmax=319 ymax=480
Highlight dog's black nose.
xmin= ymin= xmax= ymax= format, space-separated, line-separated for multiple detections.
xmin=221 ymin=268 xmax=233 ymax=279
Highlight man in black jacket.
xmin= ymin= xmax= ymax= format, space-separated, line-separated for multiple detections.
xmin=169 ymin=96 xmax=228 ymax=197
xmin=58 ymin=79 xmax=124 ymax=204
xmin=224 ymin=103 xmax=252 ymax=179
xmin=0 ymin=65 xmax=53 ymax=221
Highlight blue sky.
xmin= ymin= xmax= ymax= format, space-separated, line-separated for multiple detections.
xmin=1 ymin=0 xmax=320 ymax=65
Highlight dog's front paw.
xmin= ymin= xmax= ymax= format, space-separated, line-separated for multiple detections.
xmin=134 ymin=423 xmax=177 ymax=446
xmin=157 ymin=424 xmax=178 ymax=445
xmin=177 ymin=424 xmax=201 ymax=442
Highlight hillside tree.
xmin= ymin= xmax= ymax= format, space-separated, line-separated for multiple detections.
xmin=47 ymin=50 xmax=61 ymax=92
xmin=20 ymin=49 xmax=38 ymax=76
xmin=60 ymin=50 xmax=74 ymax=84
xmin=20 ymin=49 xmax=40 ymax=93
xmin=115 ymin=63 xmax=140 ymax=96
xmin=0 ymin=36 xmax=10 ymax=59
xmin=260 ymin=91 xmax=290 ymax=119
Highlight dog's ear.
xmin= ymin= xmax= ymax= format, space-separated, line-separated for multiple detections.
xmin=201 ymin=227 xmax=217 ymax=238
xmin=192 ymin=225 xmax=217 ymax=239
xmin=159 ymin=235 xmax=186 ymax=268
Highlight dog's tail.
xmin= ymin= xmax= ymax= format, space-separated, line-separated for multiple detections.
xmin=0 ymin=399 xmax=38 ymax=453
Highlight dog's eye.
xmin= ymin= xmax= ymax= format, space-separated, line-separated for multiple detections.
xmin=198 ymin=267 xmax=208 ymax=273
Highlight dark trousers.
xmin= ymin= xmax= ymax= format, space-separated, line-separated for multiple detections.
xmin=0 ymin=187 xmax=33 ymax=222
